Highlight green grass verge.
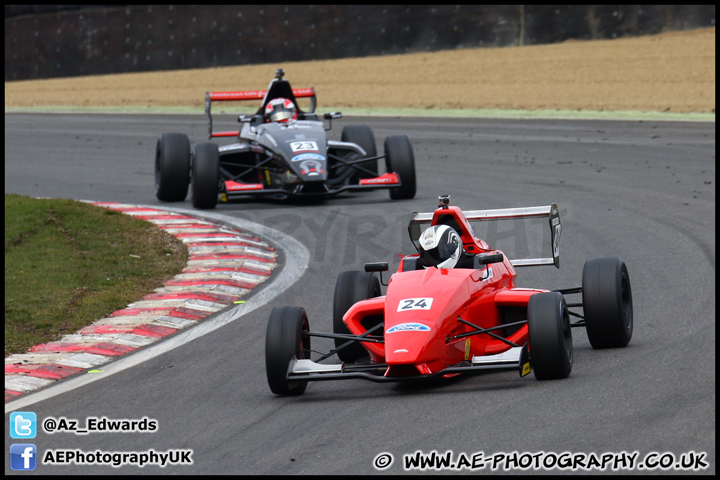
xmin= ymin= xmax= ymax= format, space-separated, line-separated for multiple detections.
xmin=4 ymin=194 xmax=188 ymax=357
xmin=4 ymin=105 xmax=715 ymax=122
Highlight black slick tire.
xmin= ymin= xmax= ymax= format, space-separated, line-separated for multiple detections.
xmin=528 ymin=292 xmax=573 ymax=380
xmin=265 ymin=306 xmax=310 ymax=396
xmin=191 ymin=142 xmax=219 ymax=209
xmin=333 ymin=271 xmax=381 ymax=363
xmin=582 ymin=257 xmax=633 ymax=349
xmin=342 ymin=124 xmax=378 ymax=182
xmin=384 ymin=135 xmax=416 ymax=199
xmin=155 ymin=133 xmax=191 ymax=202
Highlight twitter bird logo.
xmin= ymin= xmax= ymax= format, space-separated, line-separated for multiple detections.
xmin=10 ymin=412 xmax=37 ymax=439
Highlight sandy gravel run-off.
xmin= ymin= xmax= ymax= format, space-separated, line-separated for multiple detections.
xmin=3 ymin=27 xmax=715 ymax=116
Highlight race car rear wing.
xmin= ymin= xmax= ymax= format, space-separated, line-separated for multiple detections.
xmin=408 ymin=202 xmax=562 ymax=268
xmin=204 ymin=87 xmax=316 ymax=139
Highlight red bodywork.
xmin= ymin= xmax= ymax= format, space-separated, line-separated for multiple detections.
xmin=343 ymin=205 xmax=546 ymax=377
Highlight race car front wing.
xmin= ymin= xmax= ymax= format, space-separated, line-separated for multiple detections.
xmin=285 ymin=343 xmax=531 ymax=383
xmin=221 ymin=171 xmax=402 ymax=200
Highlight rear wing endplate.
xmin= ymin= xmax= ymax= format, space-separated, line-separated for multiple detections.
xmin=204 ymin=87 xmax=316 ymax=139
xmin=408 ymin=204 xmax=562 ymax=268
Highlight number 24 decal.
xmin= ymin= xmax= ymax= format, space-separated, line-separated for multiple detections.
xmin=397 ymin=298 xmax=433 ymax=311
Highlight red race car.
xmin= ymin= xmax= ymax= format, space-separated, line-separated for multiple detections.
xmin=265 ymin=195 xmax=633 ymax=395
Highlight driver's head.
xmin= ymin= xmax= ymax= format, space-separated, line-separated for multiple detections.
xmin=418 ymin=224 xmax=462 ymax=268
xmin=265 ymin=97 xmax=297 ymax=123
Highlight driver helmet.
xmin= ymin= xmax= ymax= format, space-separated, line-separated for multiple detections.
xmin=265 ymin=97 xmax=297 ymax=123
xmin=418 ymin=224 xmax=462 ymax=269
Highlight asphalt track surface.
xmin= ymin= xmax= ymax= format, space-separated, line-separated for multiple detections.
xmin=4 ymin=113 xmax=715 ymax=474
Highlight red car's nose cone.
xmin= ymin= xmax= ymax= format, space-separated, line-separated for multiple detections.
xmin=384 ymin=324 xmax=433 ymax=365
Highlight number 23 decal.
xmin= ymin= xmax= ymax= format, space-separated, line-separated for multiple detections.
xmin=290 ymin=141 xmax=318 ymax=152
xmin=397 ymin=298 xmax=433 ymax=311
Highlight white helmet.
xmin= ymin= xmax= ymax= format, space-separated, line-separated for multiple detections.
xmin=265 ymin=97 xmax=297 ymax=123
xmin=418 ymin=224 xmax=462 ymax=268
